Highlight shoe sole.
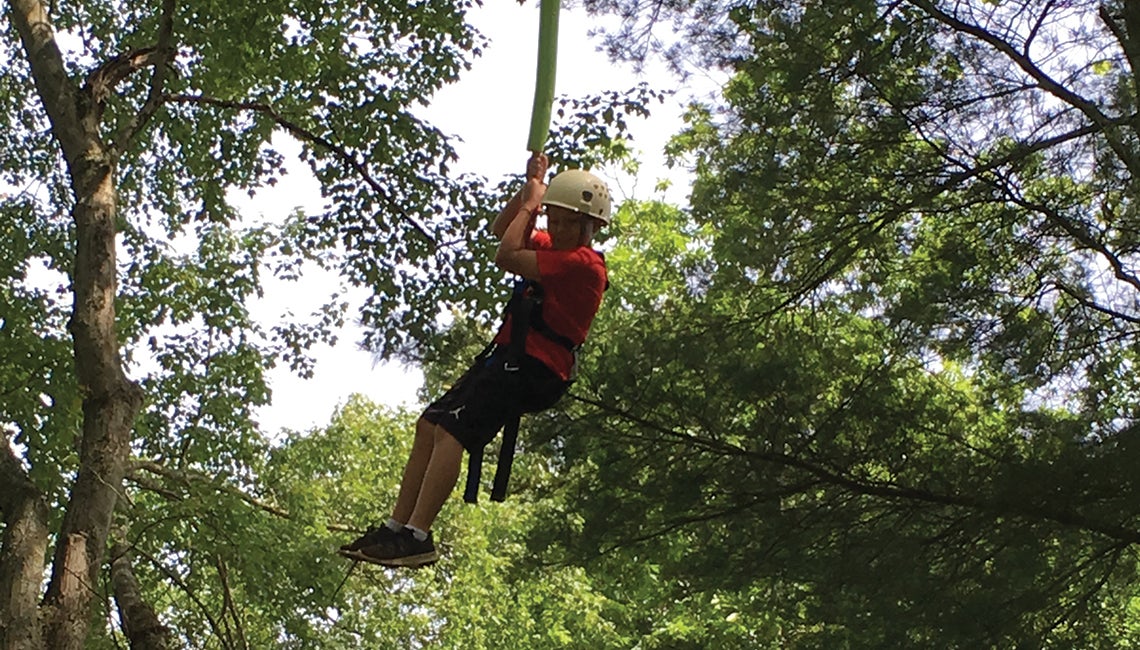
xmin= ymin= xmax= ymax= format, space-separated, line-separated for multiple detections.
xmin=340 ymin=548 xmax=439 ymax=569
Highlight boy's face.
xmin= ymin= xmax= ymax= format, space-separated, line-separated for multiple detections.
xmin=547 ymin=205 xmax=589 ymax=250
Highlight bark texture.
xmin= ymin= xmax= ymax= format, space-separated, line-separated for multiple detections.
xmin=41 ymin=158 xmax=144 ymax=650
xmin=0 ymin=440 xmax=49 ymax=650
xmin=110 ymin=540 xmax=171 ymax=650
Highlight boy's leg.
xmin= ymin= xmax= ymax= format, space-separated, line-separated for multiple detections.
xmin=390 ymin=416 xmax=437 ymax=524
xmin=353 ymin=356 xmax=508 ymax=566
xmin=354 ymin=424 xmax=461 ymax=568
xmin=406 ymin=424 xmax=465 ymax=532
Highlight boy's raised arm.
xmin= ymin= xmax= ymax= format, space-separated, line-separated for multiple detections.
xmin=490 ymin=152 xmax=548 ymax=239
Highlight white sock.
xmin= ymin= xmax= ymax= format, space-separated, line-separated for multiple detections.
xmin=385 ymin=518 xmax=404 ymax=532
xmin=405 ymin=525 xmax=429 ymax=541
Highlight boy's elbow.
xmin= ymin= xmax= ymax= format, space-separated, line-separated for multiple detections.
xmin=494 ymin=249 xmax=540 ymax=279
xmin=494 ymin=247 xmax=512 ymax=270
xmin=496 ymin=248 xmax=528 ymax=276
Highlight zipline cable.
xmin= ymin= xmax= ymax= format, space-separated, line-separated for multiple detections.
xmin=527 ymin=0 xmax=560 ymax=152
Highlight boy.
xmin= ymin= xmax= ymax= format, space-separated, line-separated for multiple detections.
xmin=339 ymin=152 xmax=610 ymax=567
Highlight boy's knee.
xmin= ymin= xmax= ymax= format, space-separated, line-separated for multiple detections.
xmin=416 ymin=416 xmax=436 ymax=439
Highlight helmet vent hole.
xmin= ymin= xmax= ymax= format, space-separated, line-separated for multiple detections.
xmin=581 ymin=190 xmax=593 ymax=201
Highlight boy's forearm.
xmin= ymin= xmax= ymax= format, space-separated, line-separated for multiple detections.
xmin=490 ymin=189 xmax=524 ymax=238
xmin=499 ymin=206 xmax=532 ymax=254
xmin=494 ymin=206 xmax=540 ymax=278
xmin=494 ymin=153 xmax=548 ymax=238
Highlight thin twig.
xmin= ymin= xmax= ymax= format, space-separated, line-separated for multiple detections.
xmin=165 ymin=93 xmax=435 ymax=244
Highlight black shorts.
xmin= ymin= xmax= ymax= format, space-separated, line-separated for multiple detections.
xmin=421 ymin=347 xmax=570 ymax=453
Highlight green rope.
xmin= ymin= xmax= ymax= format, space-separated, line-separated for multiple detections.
xmin=526 ymin=0 xmax=560 ymax=152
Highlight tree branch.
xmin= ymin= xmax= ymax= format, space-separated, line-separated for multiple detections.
xmin=83 ymin=46 xmax=166 ymax=107
xmin=999 ymin=186 xmax=1140 ymax=293
xmin=110 ymin=533 xmax=171 ymax=650
xmin=736 ymin=118 xmax=1116 ymax=328
xmin=907 ymin=0 xmax=1140 ymax=178
xmin=165 ymin=93 xmax=436 ymax=244
xmin=128 ymin=460 xmax=357 ymax=534
xmin=214 ymin=558 xmax=248 ymax=650
xmin=1052 ymin=281 xmax=1140 ymax=325
xmin=567 ymin=392 xmax=749 ymax=458
xmin=572 ymin=394 xmax=1140 ymax=547
xmin=128 ymin=544 xmax=229 ymax=648
xmin=7 ymin=0 xmax=86 ymax=160
xmin=113 ymin=0 xmax=178 ymax=152
xmin=752 ymin=446 xmax=1140 ymax=546
xmin=1022 ymin=0 xmax=1056 ymax=58
xmin=0 ymin=435 xmax=49 ymax=650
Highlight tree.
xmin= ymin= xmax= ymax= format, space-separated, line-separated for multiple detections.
xmin=0 ymin=0 xmax=488 ymax=647
xmin=535 ymin=0 xmax=1140 ymax=646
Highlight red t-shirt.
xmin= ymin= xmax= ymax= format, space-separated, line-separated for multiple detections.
xmin=494 ymin=231 xmax=607 ymax=380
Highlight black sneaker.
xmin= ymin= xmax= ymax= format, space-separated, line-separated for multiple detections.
xmin=338 ymin=526 xmax=396 ymax=557
xmin=357 ymin=528 xmax=439 ymax=568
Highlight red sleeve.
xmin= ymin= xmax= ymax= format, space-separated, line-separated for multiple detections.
xmin=529 ymin=230 xmax=552 ymax=250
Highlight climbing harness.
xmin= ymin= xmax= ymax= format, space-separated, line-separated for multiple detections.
xmin=503 ymin=279 xmax=582 ymax=370
xmin=462 ymin=277 xmax=581 ymax=504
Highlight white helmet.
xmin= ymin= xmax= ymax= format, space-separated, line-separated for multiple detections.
xmin=542 ymin=169 xmax=612 ymax=225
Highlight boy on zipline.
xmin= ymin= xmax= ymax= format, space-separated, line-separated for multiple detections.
xmin=338 ymin=152 xmax=611 ymax=567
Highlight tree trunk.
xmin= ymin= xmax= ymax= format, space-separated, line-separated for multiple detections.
xmin=0 ymin=440 xmax=49 ymax=650
xmin=7 ymin=1 xmax=145 ymax=648
xmin=40 ymin=153 xmax=144 ymax=650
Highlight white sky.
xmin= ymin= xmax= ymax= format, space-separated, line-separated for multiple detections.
xmin=245 ymin=2 xmax=711 ymax=434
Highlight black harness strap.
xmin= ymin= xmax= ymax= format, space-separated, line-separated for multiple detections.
xmin=461 ymin=414 xmax=520 ymax=504
xmin=462 ymin=446 xmax=484 ymax=504
xmin=490 ymin=415 xmax=520 ymax=502
xmin=462 ymin=339 xmax=497 ymax=504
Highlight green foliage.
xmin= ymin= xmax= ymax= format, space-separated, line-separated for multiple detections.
xmin=10 ymin=0 xmax=1140 ymax=646
xmin=0 ymin=195 xmax=77 ymax=508
xmin=519 ymin=2 xmax=1140 ymax=646
xmin=121 ymin=397 xmax=641 ymax=648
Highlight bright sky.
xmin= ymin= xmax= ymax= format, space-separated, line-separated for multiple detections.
xmin=247 ymin=2 xmax=708 ymax=434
